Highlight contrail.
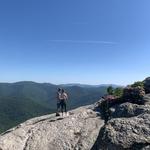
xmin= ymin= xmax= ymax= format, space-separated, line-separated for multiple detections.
xmin=49 ymin=40 xmax=117 ymax=45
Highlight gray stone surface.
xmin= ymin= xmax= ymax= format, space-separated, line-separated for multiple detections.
xmin=93 ymin=99 xmax=150 ymax=150
xmin=143 ymin=94 xmax=150 ymax=105
xmin=0 ymin=106 xmax=104 ymax=150
xmin=100 ymin=113 xmax=150 ymax=149
xmin=110 ymin=102 xmax=150 ymax=118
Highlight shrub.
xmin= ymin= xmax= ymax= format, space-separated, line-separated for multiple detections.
xmin=113 ymin=87 xmax=124 ymax=98
xmin=122 ymin=86 xmax=145 ymax=104
xmin=131 ymin=81 xmax=144 ymax=88
xmin=107 ymin=86 xmax=114 ymax=95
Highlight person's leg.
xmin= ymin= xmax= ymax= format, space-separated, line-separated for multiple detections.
xmin=60 ymin=101 xmax=64 ymax=116
xmin=56 ymin=102 xmax=59 ymax=116
xmin=57 ymin=102 xmax=60 ymax=112
xmin=64 ymin=101 xmax=67 ymax=113
xmin=63 ymin=101 xmax=66 ymax=115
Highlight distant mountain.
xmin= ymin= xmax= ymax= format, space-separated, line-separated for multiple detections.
xmin=60 ymin=83 xmax=122 ymax=88
xmin=0 ymin=81 xmax=108 ymax=133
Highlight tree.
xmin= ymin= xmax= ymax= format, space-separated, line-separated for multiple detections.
xmin=113 ymin=87 xmax=123 ymax=97
xmin=107 ymin=86 xmax=114 ymax=95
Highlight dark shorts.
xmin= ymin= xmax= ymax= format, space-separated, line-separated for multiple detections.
xmin=60 ymin=100 xmax=67 ymax=113
xmin=57 ymin=102 xmax=61 ymax=109
xmin=57 ymin=102 xmax=60 ymax=108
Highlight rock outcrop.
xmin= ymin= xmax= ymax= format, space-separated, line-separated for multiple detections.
xmin=0 ymin=106 xmax=104 ymax=150
xmin=144 ymin=77 xmax=150 ymax=93
xmin=0 ymin=95 xmax=150 ymax=150
xmin=143 ymin=94 xmax=150 ymax=105
xmin=95 ymin=113 xmax=150 ymax=150
xmin=92 ymin=95 xmax=150 ymax=150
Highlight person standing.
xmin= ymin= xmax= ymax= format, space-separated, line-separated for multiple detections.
xmin=56 ymin=88 xmax=62 ymax=116
xmin=60 ymin=89 xmax=68 ymax=116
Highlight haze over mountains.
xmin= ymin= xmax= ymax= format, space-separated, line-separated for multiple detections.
xmin=60 ymin=83 xmax=121 ymax=88
xmin=0 ymin=81 xmax=110 ymax=133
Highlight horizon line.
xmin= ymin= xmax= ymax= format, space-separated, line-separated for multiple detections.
xmin=0 ymin=80 xmax=125 ymax=86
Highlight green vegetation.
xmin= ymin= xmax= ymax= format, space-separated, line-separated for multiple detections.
xmin=0 ymin=96 xmax=52 ymax=133
xmin=113 ymin=87 xmax=124 ymax=97
xmin=101 ymin=82 xmax=146 ymax=123
xmin=131 ymin=81 xmax=144 ymax=88
xmin=107 ymin=86 xmax=114 ymax=95
xmin=107 ymin=86 xmax=123 ymax=98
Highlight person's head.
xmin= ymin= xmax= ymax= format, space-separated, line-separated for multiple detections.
xmin=62 ymin=89 xmax=65 ymax=93
xmin=58 ymin=88 xmax=61 ymax=92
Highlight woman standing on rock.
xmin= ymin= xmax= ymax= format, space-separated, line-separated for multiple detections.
xmin=60 ymin=89 xmax=69 ymax=116
xmin=56 ymin=88 xmax=62 ymax=116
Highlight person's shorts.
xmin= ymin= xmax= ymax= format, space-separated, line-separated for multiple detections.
xmin=60 ymin=100 xmax=66 ymax=107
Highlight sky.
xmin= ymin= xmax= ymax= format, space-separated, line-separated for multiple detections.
xmin=0 ymin=0 xmax=150 ymax=85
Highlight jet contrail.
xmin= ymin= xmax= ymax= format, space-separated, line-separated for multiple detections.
xmin=49 ymin=40 xmax=117 ymax=45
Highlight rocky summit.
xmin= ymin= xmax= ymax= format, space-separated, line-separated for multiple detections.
xmin=0 ymin=106 xmax=104 ymax=150
xmin=0 ymin=80 xmax=150 ymax=150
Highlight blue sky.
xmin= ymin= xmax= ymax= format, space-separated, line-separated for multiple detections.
xmin=0 ymin=0 xmax=150 ymax=85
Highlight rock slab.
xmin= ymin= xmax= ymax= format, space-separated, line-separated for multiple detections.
xmin=0 ymin=106 xmax=104 ymax=150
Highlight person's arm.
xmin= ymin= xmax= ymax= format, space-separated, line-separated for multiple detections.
xmin=65 ymin=93 xmax=68 ymax=100
xmin=57 ymin=92 xmax=61 ymax=100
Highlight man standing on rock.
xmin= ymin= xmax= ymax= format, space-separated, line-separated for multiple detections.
xmin=56 ymin=88 xmax=62 ymax=116
xmin=60 ymin=89 xmax=68 ymax=116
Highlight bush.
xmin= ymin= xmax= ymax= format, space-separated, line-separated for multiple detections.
xmin=113 ymin=87 xmax=124 ymax=98
xmin=131 ymin=81 xmax=144 ymax=88
xmin=122 ymin=86 xmax=145 ymax=104
xmin=107 ymin=86 xmax=114 ymax=95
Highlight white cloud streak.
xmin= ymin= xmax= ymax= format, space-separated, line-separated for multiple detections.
xmin=49 ymin=40 xmax=117 ymax=45
xmin=72 ymin=22 xmax=88 ymax=25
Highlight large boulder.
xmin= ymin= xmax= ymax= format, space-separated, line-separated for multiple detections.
xmin=144 ymin=77 xmax=150 ymax=94
xmin=110 ymin=102 xmax=150 ymax=118
xmin=92 ymin=101 xmax=150 ymax=150
xmin=99 ymin=113 xmax=150 ymax=150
